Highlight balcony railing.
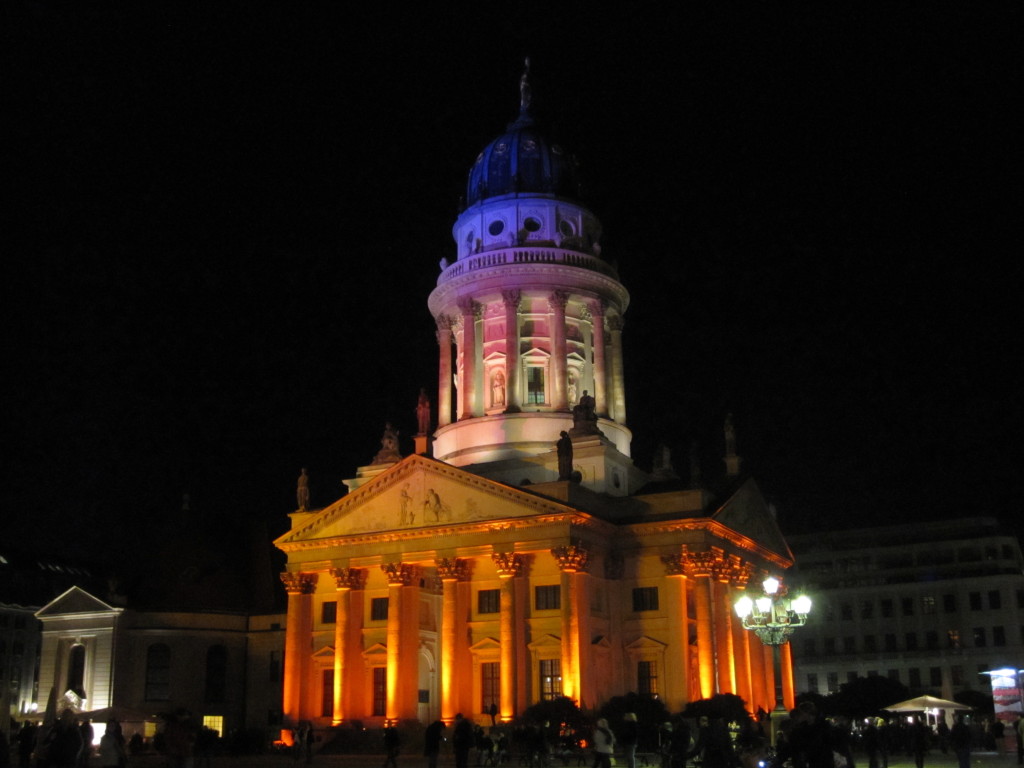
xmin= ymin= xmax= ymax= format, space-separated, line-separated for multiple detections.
xmin=438 ymin=246 xmax=619 ymax=284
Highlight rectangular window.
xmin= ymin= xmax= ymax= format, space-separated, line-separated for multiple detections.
xmin=535 ymin=585 xmax=560 ymax=611
xmin=322 ymin=669 xmax=334 ymax=718
xmin=864 ymin=635 xmax=877 ymax=652
xmin=843 ymin=637 xmax=856 ymax=653
xmin=202 ymin=715 xmax=223 ymax=737
xmin=632 ymin=587 xmax=659 ymax=612
xmin=481 ymin=662 xmax=500 ymax=712
xmin=861 ymin=601 xmax=874 ymax=619
xmin=951 ymin=666 xmax=964 ymax=685
xmin=840 ymin=603 xmax=853 ymax=620
xmin=988 ymin=590 xmax=1002 ymax=610
xmin=908 ymin=668 xmax=922 ymax=688
xmin=993 ymin=626 xmax=1006 ymax=646
xmin=526 ymin=367 xmax=546 ymax=405
xmin=824 ymin=637 xmax=836 ymax=653
xmin=929 ymin=667 xmax=942 ymax=687
xmin=947 ymin=630 xmax=961 ymax=649
xmin=372 ymin=668 xmax=387 ymax=716
xmin=973 ymin=627 xmax=986 ymax=647
xmin=804 ymin=638 xmax=817 ymax=656
xmin=826 ymin=672 xmax=839 ymax=692
xmin=925 ymin=630 xmax=939 ymax=649
xmin=478 ymin=589 xmax=500 ymax=614
xmin=540 ymin=659 xmax=562 ymax=701
xmin=902 ymin=597 xmax=915 ymax=616
xmin=943 ymin=594 xmax=957 ymax=612
xmin=638 ymin=661 xmax=658 ymax=696
xmin=807 ymin=673 xmax=819 ymax=692
xmin=921 ymin=596 xmax=936 ymax=614
xmin=321 ymin=601 xmax=337 ymax=624
xmin=884 ymin=634 xmax=898 ymax=651
xmin=371 ymin=597 xmax=389 ymax=622
xmin=880 ymin=599 xmax=894 ymax=618
xmin=905 ymin=633 xmax=918 ymax=651
xmin=969 ymin=592 xmax=982 ymax=610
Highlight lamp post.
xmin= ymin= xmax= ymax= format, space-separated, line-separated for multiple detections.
xmin=735 ymin=576 xmax=812 ymax=745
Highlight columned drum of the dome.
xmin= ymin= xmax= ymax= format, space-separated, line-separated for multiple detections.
xmin=428 ymin=68 xmax=632 ymax=479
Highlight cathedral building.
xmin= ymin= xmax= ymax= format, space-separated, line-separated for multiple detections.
xmin=275 ymin=67 xmax=796 ymax=728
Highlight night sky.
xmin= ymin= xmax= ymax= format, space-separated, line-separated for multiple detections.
xmin=6 ymin=3 xmax=1021 ymax=568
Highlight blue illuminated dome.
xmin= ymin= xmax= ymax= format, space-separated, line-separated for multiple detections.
xmin=464 ymin=63 xmax=581 ymax=209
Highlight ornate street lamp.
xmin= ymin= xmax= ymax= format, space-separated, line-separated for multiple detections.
xmin=735 ymin=576 xmax=812 ymax=744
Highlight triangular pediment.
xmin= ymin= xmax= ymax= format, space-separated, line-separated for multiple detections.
xmin=713 ymin=478 xmax=793 ymax=562
xmin=527 ymin=633 xmax=562 ymax=650
xmin=625 ymin=635 xmax=667 ymax=651
xmin=469 ymin=637 xmax=501 ymax=653
xmin=276 ymin=455 xmax=578 ymax=545
xmin=313 ymin=645 xmax=335 ymax=660
xmin=35 ymin=586 xmax=121 ymax=619
xmin=363 ymin=643 xmax=388 ymax=659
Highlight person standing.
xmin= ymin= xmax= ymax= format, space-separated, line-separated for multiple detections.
xmin=909 ymin=716 xmax=930 ymax=768
xmin=44 ymin=710 xmax=84 ymax=768
xmin=453 ymin=714 xmax=474 ymax=768
xmin=1014 ymin=715 xmax=1023 ymax=766
xmin=950 ymin=715 xmax=972 ymax=768
xmin=619 ymin=714 xmax=639 ymax=768
xmin=591 ymin=719 xmax=615 ymax=768
xmin=423 ymin=721 xmax=446 ymax=768
xmin=383 ymin=725 xmax=401 ymax=768
xmin=98 ymin=721 xmax=127 ymax=768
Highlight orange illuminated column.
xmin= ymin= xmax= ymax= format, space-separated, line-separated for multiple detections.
xmin=607 ymin=315 xmax=626 ymax=424
xmin=381 ymin=563 xmax=419 ymax=722
xmin=661 ymin=555 xmax=691 ymax=711
xmin=501 ymin=291 xmax=522 ymax=412
xmin=329 ymin=567 xmax=366 ymax=724
xmin=436 ymin=316 xmax=454 ymax=427
xmin=746 ymin=614 xmax=769 ymax=713
xmin=729 ymin=559 xmax=754 ymax=707
xmin=712 ymin=576 xmax=736 ymax=694
xmin=280 ymin=572 xmax=318 ymax=725
xmin=492 ymin=552 xmax=523 ymax=722
xmin=458 ymin=298 xmax=480 ymax=419
xmin=586 ymin=301 xmax=607 ymax=416
xmin=686 ymin=558 xmax=715 ymax=699
xmin=436 ymin=557 xmax=466 ymax=723
xmin=551 ymin=545 xmax=589 ymax=702
xmin=548 ymin=292 xmax=569 ymax=410
xmin=781 ymin=641 xmax=796 ymax=711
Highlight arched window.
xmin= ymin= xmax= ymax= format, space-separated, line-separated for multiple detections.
xmin=145 ymin=644 xmax=171 ymax=701
xmin=204 ymin=645 xmax=227 ymax=702
xmin=67 ymin=644 xmax=86 ymax=698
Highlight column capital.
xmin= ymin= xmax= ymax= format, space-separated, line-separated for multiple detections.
xmin=547 ymin=290 xmax=569 ymax=311
xmin=457 ymin=297 xmax=481 ymax=319
xmin=329 ymin=567 xmax=367 ymax=591
xmin=551 ymin=544 xmax=590 ymax=574
xmin=727 ymin=558 xmax=757 ymax=589
xmin=679 ymin=546 xmax=722 ymax=579
xmin=381 ymin=562 xmax=420 ymax=587
xmin=501 ymin=289 xmax=522 ymax=309
xmin=435 ymin=557 xmax=469 ymax=582
xmin=661 ymin=554 xmax=688 ymax=577
xmin=585 ymin=299 xmax=606 ymax=319
xmin=491 ymin=552 xmax=523 ymax=578
xmin=281 ymin=572 xmax=318 ymax=595
xmin=436 ymin=314 xmax=454 ymax=332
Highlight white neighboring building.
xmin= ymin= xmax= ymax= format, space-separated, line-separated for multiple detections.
xmin=788 ymin=517 xmax=1024 ymax=698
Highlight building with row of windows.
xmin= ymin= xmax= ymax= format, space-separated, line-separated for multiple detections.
xmin=788 ymin=517 xmax=1024 ymax=699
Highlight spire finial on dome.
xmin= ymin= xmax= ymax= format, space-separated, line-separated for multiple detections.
xmin=519 ymin=57 xmax=532 ymax=114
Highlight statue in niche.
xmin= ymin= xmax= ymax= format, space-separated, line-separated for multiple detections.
xmin=491 ymin=371 xmax=506 ymax=407
xmin=567 ymin=374 xmax=578 ymax=406
xmin=296 ymin=468 xmax=310 ymax=511
xmin=416 ymin=388 xmax=431 ymax=435
xmin=557 ymin=431 xmax=573 ymax=480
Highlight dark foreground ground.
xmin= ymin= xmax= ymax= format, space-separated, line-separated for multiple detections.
xmin=120 ymin=750 xmax=1023 ymax=768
